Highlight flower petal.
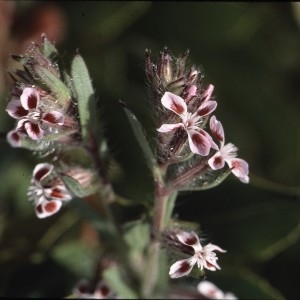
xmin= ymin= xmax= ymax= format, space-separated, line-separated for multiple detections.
xmin=28 ymin=187 xmax=45 ymax=206
xmin=227 ymin=158 xmax=249 ymax=183
xmin=176 ymin=231 xmax=202 ymax=252
xmin=209 ymin=115 xmax=224 ymax=144
xmin=42 ymin=111 xmax=65 ymax=125
xmin=202 ymin=258 xmax=220 ymax=271
xmin=35 ymin=200 xmax=62 ymax=219
xmin=6 ymin=130 xmax=22 ymax=147
xmin=16 ymin=119 xmax=28 ymax=131
xmin=224 ymin=292 xmax=238 ymax=300
xmin=187 ymin=130 xmax=211 ymax=156
xmin=44 ymin=186 xmax=72 ymax=202
xmin=161 ymin=92 xmax=187 ymax=116
xmin=157 ymin=123 xmax=183 ymax=133
xmin=201 ymin=243 xmax=226 ymax=271
xmin=20 ymin=87 xmax=40 ymax=110
xmin=197 ymin=280 xmax=224 ymax=299
xmin=169 ymin=257 xmax=196 ymax=279
xmin=197 ymin=100 xmax=217 ymax=117
xmin=186 ymin=85 xmax=197 ymax=99
xmin=33 ymin=163 xmax=54 ymax=183
xmin=24 ymin=122 xmax=43 ymax=140
xmin=200 ymin=128 xmax=219 ymax=150
xmin=208 ymin=152 xmax=226 ymax=170
xmin=6 ymin=99 xmax=28 ymax=118
xmin=202 ymin=84 xmax=214 ymax=102
xmin=204 ymin=243 xmax=227 ymax=253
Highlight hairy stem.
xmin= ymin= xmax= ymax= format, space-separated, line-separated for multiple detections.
xmin=142 ymin=168 xmax=177 ymax=297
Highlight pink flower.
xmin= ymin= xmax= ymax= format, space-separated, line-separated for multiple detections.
xmin=197 ymin=280 xmax=237 ymax=300
xmin=157 ymin=91 xmax=218 ymax=156
xmin=208 ymin=115 xmax=249 ymax=183
xmin=169 ymin=231 xmax=226 ymax=279
xmin=27 ymin=163 xmax=72 ymax=218
xmin=6 ymin=87 xmax=64 ymax=140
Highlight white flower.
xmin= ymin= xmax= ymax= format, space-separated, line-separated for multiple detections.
xmin=208 ymin=115 xmax=249 ymax=183
xmin=27 ymin=163 xmax=72 ymax=218
xmin=6 ymin=87 xmax=64 ymax=141
xmin=169 ymin=231 xmax=226 ymax=279
xmin=157 ymin=91 xmax=218 ymax=156
xmin=197 ymin=280 xmax=237 ymax=300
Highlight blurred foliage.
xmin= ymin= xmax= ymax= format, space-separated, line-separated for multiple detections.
xmin=1 ymin=1 xmax=300 ymax=298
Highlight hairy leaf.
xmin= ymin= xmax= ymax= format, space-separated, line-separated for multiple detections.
xmin=71 ymin=54 xmax=95 ymax=142
xmin=121 ymin=101 xmax=156 ymax=170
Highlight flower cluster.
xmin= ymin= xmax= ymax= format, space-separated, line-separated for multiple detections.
xmin=156 ymin=90 xmax=249 ymax=183
xmin=5 ymin=37 xmax=95 ymax=219
xmin=146 ymin=48 xmax=249 ymax=187
xmin=5 ymin=38 xmax=79 ymax=150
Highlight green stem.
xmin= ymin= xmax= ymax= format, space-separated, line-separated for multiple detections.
xmin=142 ymin=169 xmax=177 ymax=297
xmin=152 ymin=187 xmax=178 ymax=237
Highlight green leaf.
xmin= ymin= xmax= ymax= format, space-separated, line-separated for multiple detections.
xmin=51 ymin=240 xmax=96 ymax=277
xmin=177 ymin=169 xmax=232 ymax=191
xmin=167 ymin=154 xmax=232 ymax=191
xmin=71 ymin=54 xmax=95 ymax=141
xmin=102 ymin=265 xmax=138 ymax=299
xmin=59 ymin=172 xmax=90 ymax=198
xmin=121 ymin=101 xmax=156 ymax=170
xmin=41 ymin=34 xmax=59 ymax=61
xmin=153 ymin=248 xmax=169 ymax=296
xmin=33 ymin=65 xmax=71 ymax=107
xmin=124 ymin=221 xmax=150 ymax=251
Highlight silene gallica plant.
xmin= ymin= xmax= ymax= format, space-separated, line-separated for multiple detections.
xmin=5 ymin=35 xmax=249 ymax=299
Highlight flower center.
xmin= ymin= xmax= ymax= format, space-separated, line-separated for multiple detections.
xmin=27 ymin=110 xmax=41 ymax=123
xmin=182 ymin=112 xmax=201 ymax=130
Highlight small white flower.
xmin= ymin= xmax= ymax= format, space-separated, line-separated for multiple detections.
xmin=28 ymin=163 xmax=72 ymax=218
xmin=6 ymin=87 xmax=64 ymax=141
xmin=198 ymin=280 xmax=237 ymax=300
xmin=157 ymin=91 xmax=218 ymax=156
xmin=208 ymin=115 xmax=249 ymax=183
xmin=169 ymin=231 xmax=226 ymax=279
